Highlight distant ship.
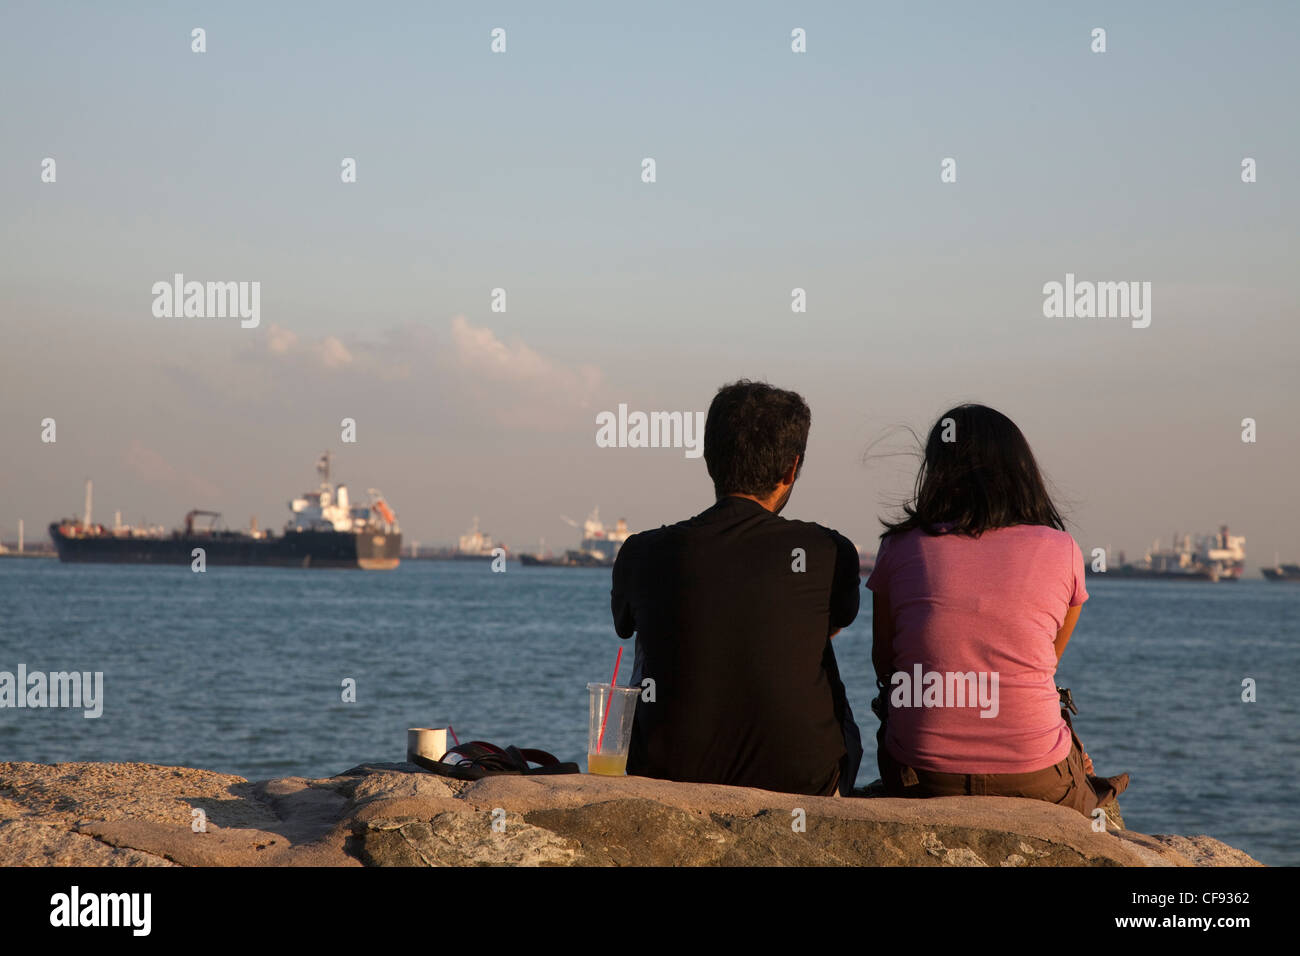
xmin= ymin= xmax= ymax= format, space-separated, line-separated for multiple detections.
xmin=519 ymin=507 xmax=632 ymax=568
xmin=49 ymin=452 xmax=401 ymax=569
xmin=1091 ymin=525 xmax=1245 ymax=582
xmin=1262 ymin=560 xmax=1300 ymax=582
xmin=450 ymin=517 xmax=505 ymax=560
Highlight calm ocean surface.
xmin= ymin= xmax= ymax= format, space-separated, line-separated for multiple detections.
xmin=1 ymin=558 xmax=1296 ymax=865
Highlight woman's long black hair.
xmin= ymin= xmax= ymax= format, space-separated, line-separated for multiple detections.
xmin=881 ymin=404 xmax=1065 ymax=538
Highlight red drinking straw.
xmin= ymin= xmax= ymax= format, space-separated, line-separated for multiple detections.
xmin=448 ymin=725 xmax=460 ymax=747
xmin=596 ymin=646 xmax=623 ymax=754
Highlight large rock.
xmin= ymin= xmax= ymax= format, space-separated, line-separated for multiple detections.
xmin=0 ymin=760 xmax=1262 ymax=867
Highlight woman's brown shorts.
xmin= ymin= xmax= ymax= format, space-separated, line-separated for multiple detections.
xmin=876 ymin=726 xmax=1126 ymax=819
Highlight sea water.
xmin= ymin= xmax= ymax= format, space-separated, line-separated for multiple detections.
xmin=1 ymin=559 xmax=1295 ymax=864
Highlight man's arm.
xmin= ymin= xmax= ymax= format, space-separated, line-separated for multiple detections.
xmin=828 ymin=530 xmax=860 ymax=637
xmin=610 ymin=535 xmax=637 ymax=639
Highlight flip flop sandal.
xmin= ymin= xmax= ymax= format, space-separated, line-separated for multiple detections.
xmin=410 ymin=740 xmax=579 ymax=779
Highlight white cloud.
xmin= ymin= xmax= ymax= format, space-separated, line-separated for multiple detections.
xmin=250 ymin=316 xmax=600 ymax=429
xmin=315 ymin=336 xmax=352 ymax=368
xmin=263 ymin=323 xmax=353 ymax=369
xmin=122 ymin=439 xmax=223 ymax=502
xmin=449 ymin=316 xmax=602 ymax=425
xmin=266 ymin=323 xmax=298 ymax=354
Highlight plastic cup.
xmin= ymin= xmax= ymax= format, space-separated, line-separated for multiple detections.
xmin=587 ymin=682 xmax=639 ymax=775
xmin=407 ymin=727 xmax=450 ymax=763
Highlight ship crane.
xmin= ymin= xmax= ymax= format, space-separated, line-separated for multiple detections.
xmin=184 ymin=510 xmax=222 ymax=535
xmin=561 ymin=508 xmax=606 ymax=537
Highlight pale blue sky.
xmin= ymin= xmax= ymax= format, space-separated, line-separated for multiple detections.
xmin=2 ymin=1 xmax=1297 ymax=567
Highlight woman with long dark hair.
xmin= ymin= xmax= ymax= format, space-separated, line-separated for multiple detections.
xmin=865 ymin=404 xmax=1127 ymax=817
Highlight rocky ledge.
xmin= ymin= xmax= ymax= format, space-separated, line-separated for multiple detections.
xmin=0 ymin=761 xmax=1262 ymax=867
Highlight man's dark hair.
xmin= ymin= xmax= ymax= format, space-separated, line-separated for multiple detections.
xmin=704 ymin=380 xmax=811 ymax=498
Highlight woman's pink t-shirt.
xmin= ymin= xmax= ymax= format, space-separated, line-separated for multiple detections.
xmin=865 ymin=524 xmax=1087 ymax=774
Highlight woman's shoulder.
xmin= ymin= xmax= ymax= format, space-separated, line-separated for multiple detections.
xmin=996 ymin=525 xmax=1084 ymax=564
xmin=881 ymin=523 xmax=1081 ymax=553
xmin=997 ymin=523 xmax=1078 ymax=544
xmin=877 ymin=526 xmax=926 ymax=554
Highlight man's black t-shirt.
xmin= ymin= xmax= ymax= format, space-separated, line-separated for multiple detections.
xmin=610 ymin=495 xmax=861 ymax=796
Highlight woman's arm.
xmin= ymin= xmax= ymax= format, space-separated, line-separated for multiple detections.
xmin=1053 ymin=605 xmax=1082 ymax=662
xmin=871 ymin=590 xmax=895 ymax=685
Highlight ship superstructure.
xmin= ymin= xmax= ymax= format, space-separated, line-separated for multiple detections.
xmin=567 ymin=507 xmax=632 ymax=563
xmin=453 ymin=516 xmax=501 ymax=558
xmin=288 ymin=452 xmax=399 ymax=536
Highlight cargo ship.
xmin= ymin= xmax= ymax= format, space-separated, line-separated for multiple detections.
xmin=1262 ymin=560 xmax=1300 ymax=582
xmin=49 ymin=452 xmax=401 ymax=569
xmin=1090 ymin=525 xmax=1245 ymax=582
xmin=415 ymin=517 xmax=509 ymax=561
xmin=519 ymin=507 xmax=632 ymax=568
xmin=452 ymin=517 xmax=505 ymax=560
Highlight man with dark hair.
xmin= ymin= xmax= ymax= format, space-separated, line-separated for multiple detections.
xmin=611 ymin=380 xmax=862 ymax=796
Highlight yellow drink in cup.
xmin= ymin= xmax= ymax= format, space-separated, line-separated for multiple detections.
xmin=586 ymin=752 xmax=629 ymax=775
xmin=587 ymin=682 xmax=639 ymax=776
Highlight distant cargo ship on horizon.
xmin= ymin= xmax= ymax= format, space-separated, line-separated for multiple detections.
xmin=1091 ymin=525 xmax=1245 ymax=582
xmin=1262 ymin=559 xmax=1300 ymax=582
xmin=519 ymin=507 xmax=632 ymax=568
xmin=437 ymin=516 xmax=507 ymax=560
xmin=48 ymin=452 xmax=401 ymax=570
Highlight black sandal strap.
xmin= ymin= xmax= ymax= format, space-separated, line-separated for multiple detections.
xmin=412 ymin=741 xmax=580 ymax=778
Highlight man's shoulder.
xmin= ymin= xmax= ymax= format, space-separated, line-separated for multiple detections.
xmin=624 ymin=505 xmax=729 ymax=544
xmin=616 ymin=518 xmax=689 ymax=556
xmin=621 ymin=508 xmax=858 ymax=556
xmin=771 ymin=514 xmax=857 ymax=553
